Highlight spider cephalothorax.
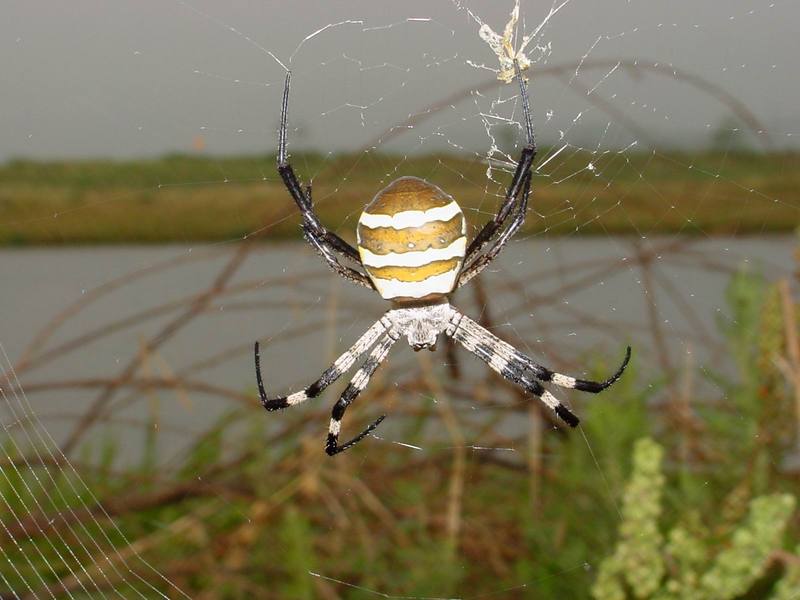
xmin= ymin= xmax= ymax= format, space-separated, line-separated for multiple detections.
xmin=255 ymin=64 xmax=631 ymax=456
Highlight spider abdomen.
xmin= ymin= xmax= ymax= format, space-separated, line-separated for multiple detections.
xmin=357 ymin=177 xmax=466 ymax=302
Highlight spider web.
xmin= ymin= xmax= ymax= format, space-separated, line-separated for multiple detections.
xmin=1 ymin=0 xmax=799 ymax=597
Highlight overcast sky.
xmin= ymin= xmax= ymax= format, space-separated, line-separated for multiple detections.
xmin=2 ymin=0 xmax=797 ymax=161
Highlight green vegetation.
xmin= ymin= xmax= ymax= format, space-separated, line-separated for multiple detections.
xmin=2 ymin=261 xmax=800 ymax=598
xmin=592 ymin=439 xmax=796 ymax=600
xmin=0 ymin=150 xmax=798 ymax=244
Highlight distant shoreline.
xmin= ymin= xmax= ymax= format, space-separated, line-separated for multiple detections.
xmin=1 ymin=151 xmax=797 ymax=244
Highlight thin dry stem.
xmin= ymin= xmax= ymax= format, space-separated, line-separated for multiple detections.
xmin=417 ymin=352 xmax=465 ymax=554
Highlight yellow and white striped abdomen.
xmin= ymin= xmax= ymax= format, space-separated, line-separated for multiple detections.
xmin=357 ymin=176 xmax=466 ymax=302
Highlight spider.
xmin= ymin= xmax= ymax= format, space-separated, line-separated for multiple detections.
xmin=255 ymin=64 xmax=631 ymax=456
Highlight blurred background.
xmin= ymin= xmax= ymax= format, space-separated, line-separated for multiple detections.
xmin=1 ymin=1 xmax=799 ymax=598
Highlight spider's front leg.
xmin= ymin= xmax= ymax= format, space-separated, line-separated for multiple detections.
xmin=448 ymin=311 xmax=630 ymax=427
xmin=326 ymin=332 xmax=399 ymax=456
xmin=255 ymin=318 xmax=386 ymax=410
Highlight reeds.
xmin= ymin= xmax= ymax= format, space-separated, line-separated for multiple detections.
xmin=1 ymin=232 xmax=799 ymax=598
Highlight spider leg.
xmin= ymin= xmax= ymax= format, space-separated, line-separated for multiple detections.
xmin=538 ymin=346 xmax=631 ymax=393
xmin=453 ymin=313 xmax=631 ymax=393
xmin=449 ymin=313 xmax=578 ymax=426
xmin=302 ymin=224 xmax=374 ymax=289
xmin=457 ymin=171 xmax=530 ymax=287
xmin=300 ymin=181 xmax=361 ymax=264
xmin=276 ymin=71 xmax=372 ymax=285
xmin=255 ymin=318 xmax=387 ymax=410
xmin=326 ymin=333 xmax=398 ymax=456
xmin=463 ymin=61 xmax=536 ymax=267
xmin=449 ymin=312 xmax=631 ymax=427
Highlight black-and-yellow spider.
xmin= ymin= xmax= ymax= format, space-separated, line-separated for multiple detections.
xmin=255 ymin=64 xmax=630 ymax=455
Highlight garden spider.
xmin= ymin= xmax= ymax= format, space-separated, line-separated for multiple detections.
xmin=255 ymin=64 xmax=631 ymax=456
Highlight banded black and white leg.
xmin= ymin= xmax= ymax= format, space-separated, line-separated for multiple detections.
xmin=326 ymin=331 xmax=399 ymax=456
xmin=458 ymin=61 xmax=537 ymax=287
xmin=255 ymin=318 xmax=387 ymax=410
xmin=276 ymin=70 xmax=374 ymax=289
xmin=448 ymin=311 xmax=631 ymax=426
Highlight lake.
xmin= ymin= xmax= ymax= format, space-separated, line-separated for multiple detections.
xmin=0 ymin=236 xmax=794 ymax=464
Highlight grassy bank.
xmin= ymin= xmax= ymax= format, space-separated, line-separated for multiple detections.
xmin=0 ymin=150 xmax=798 ymax=244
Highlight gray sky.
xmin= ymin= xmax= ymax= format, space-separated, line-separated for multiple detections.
xmin=2 ymin=0 xmax=798 ymax=161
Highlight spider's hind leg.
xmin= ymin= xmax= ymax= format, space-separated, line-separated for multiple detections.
xmin=458 ymin=62 xmax=537 ymax=286
xmin=275 ymin=70 xmax=372 ymax=288
xmin=301 ymin=223 xmax=374 ymax=289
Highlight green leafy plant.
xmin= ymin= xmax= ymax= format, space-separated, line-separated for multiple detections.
xmin=592 ymin=438 xmax=797 ymax=600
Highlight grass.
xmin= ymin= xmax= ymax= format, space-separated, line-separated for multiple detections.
xmin=0 ymin=150 xmax=799 ymax=244
xmin=2 ymin=263 xmax=800 ymax=598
